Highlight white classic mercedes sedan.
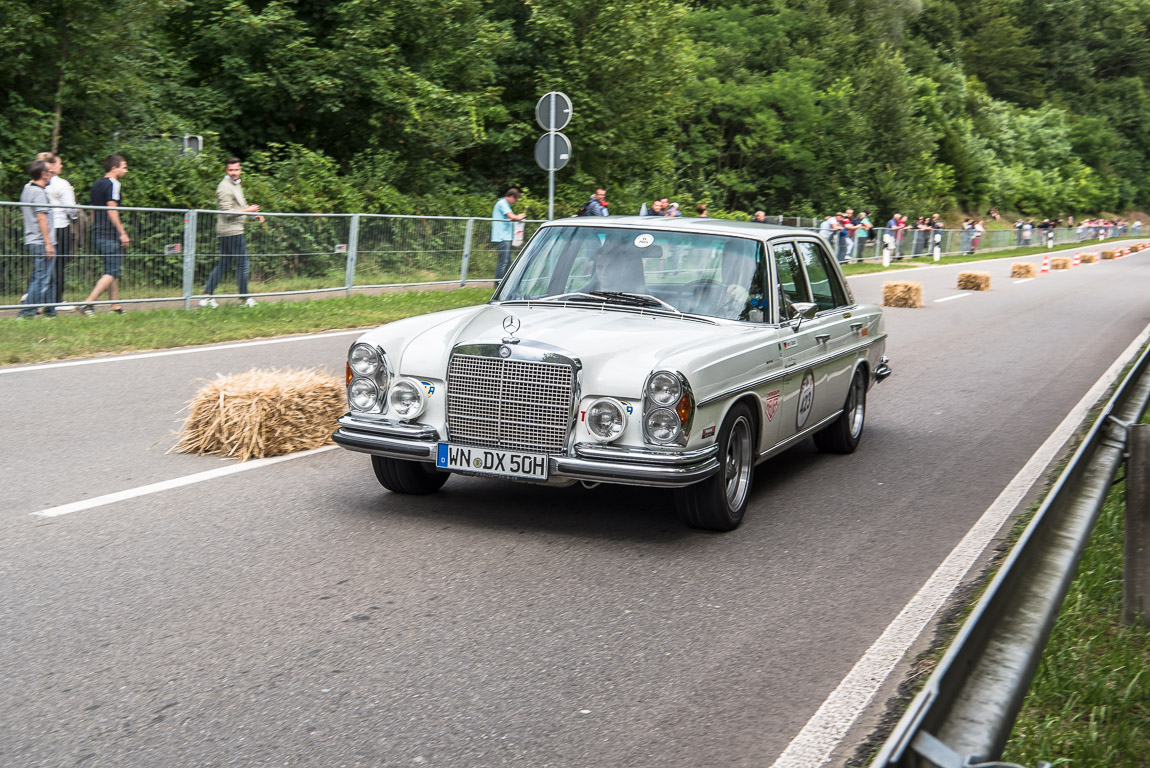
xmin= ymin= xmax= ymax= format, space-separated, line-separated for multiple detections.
xmin=333 ymin=217 xmax=890 ymax=531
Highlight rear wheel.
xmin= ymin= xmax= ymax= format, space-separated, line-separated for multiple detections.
xmin=814 ymin=368 xmax=867 ymax=454
xmin=675 ymin=403 xmax=755 ymax=531
xmin=371 ymin=455 xmax=450 ymax=494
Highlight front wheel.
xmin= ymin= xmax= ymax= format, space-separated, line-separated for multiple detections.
xmin=675 ymin=403 xmax=755 ymax=531
xmin=371 ymin=455 xmax=450 ymax=495
xmin=814 ymin=368 xmax=867 ymax=454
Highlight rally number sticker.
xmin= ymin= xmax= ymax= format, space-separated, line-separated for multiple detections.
xmin=796 ymin=371 xmax=815 ymax=430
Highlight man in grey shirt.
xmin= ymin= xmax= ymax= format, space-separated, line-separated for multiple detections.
xmin=17 ymin=160 xmax=57 ymax=319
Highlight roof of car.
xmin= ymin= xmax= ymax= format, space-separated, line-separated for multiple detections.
xmin=542 ymin=216 xmax=812 ymax=239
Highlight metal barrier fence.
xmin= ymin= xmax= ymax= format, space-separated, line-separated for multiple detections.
xmin=2 ymin=200 xmax=1127 ymax=313
xmin=871 ymin=339 xmax=1150 ymax=768
xmin=1 ymin=201 xmax=544 ymax=312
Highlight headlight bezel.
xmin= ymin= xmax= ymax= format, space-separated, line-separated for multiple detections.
xmin=346 ymin=343 xmax=391 ymax=413
xmin=642 ymin=370 xmax=694 ymax=446
xmin=349 ymin=378 xmax=381 ymax=411
xmin=348 ymin=343 xmax=381 ymax=377
xmin=387 ymin=377 xmax=427 ymax=421
xmin=586 ymin=397 xmax=628 ymax=442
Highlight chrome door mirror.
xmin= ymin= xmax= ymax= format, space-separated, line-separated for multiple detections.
xmin=789 ymin=302 xmax=818 ymax=332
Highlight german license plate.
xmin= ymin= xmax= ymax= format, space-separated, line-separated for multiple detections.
xmin=436 ymin=443 xmax=549 ymax=481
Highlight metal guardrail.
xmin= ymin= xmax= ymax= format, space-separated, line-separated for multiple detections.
xmin=0 ymin=201 xmax=545 ymax=311
xmin=870 ymin=340 xmax=1150 ymax=768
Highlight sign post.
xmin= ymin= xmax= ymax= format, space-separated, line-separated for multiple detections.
xmin=535 ymin=92 xmax=573 ymax=220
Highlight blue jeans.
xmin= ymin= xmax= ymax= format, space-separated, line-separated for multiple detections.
xmin=205 ymin=235 xmax=250 ymax=297
xmin=494 ymin=240 xmax=512 ymax=280
xmin=19 ymin=244 xmax=55 ymax=317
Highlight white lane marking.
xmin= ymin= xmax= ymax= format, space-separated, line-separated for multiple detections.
xmin=768 ymin=320 xmax=1150 ymax=768
xmin=30 ymin=446 xmax=339 ymax=518
xmin=1013 ymin=278 xmax=1036 ymax=284
xmin=0 ymin=330 xmax=366 ymax=375
xmin=933 ymin=294 xmax=970 ymax=303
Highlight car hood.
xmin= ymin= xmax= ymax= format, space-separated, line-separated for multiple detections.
xmin=356 ymin=302 xmax=779 ymax=400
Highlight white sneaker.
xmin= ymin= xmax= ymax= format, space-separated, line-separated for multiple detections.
xmin=243 ymin=298 xmax=258 ymax=307
xmin=199 ymin=297 xmax=219 ymax=308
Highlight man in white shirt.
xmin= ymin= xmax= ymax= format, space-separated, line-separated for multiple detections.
xmin=36 ymin=152 xmax=78 ymax=306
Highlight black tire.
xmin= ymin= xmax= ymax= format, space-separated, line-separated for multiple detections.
xmin=814 ymin=368 xmax=867 ymax=454
xmin=675 ymin=403 xmax=755 ymax=531
xmin=371 ymin=455 xmax=450 ymax=495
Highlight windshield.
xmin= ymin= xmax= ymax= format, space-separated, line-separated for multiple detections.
xmin=493 ymin=226 xmax=768 ymax=321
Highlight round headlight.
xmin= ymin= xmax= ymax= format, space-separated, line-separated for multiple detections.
xmin=388 ymin=378 xmax=426 ymax=420
xmin=587 ymin=398 xmax=627 ymax=442
xmin=644 ymin=408 xmax=681 ymax=443
xmin=349 ymin=343 xmax=380 ymax=376
xmin=349 ymin=378 xmax=380 ymax=411
xmin=646 ymin=372 xmax=682 ymax=407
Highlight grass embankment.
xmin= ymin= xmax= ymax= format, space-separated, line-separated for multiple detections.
xmin=1002 ymin=414 xmax=1150 ymax=767
xmin=0 ymin=288 xmax=494 ymax=366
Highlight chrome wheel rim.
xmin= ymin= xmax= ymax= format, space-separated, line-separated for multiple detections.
xmin=847 ymin=374 xmax=866 ymax=439
xmin=724 ymin=415 xmax=753 ymax=511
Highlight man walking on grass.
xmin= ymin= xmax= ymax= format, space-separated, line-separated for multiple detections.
xmin=16 ymin=161 xmax=57 ymax=319
xmin=201 ymin=157 xmax=264 ymax=308
xmin=79 ymin=155 xmax=129 ymax=316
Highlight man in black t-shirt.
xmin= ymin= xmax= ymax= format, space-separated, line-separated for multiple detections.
xmin=79 ymin=155 xmax=130 ymax=316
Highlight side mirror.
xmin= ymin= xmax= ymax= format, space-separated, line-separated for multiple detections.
xmin=789 ymin=302 xmax=818 ymax=332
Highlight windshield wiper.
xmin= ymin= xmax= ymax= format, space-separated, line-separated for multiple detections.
xmin=588 ymin=291 xmax=681 ymax=313
xmin=537 ymin=292 xmax=606 ymax=303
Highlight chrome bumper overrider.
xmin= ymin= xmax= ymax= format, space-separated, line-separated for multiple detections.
xmin=332 ymin=414 xmax=719 ymax=487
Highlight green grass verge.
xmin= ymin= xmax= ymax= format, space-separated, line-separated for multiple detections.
xmin=0 ymin=288 xmax=494 ymax=366
xmin=1001 ymin=414 xmax=1150 ymax=768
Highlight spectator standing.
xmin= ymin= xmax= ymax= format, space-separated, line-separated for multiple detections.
xmin=960 ymin=219 xmax=973 ymax=254
xmin=1021 ymin=219 xmax=1033 ymax=246
xmin=752 ymin=210 xmax=767 ymax=223
xmin=79 ymin=154 xmax=129 ymax=316
xmin=820 ymin=215 xmax=835 ymax=242
xmin=491 ymin=187 xmax=526 ymax=280
xmin=912 ymin=216 xmax=928 ymax=256
xmin=1134 ymin=220 xmax=1142 ymax=236
xmin=930 ymin=214 xmax=944 ymax=259
xmin=201 ymin=157 xmax=265 ymax=307
xmin=16 ymin=161 xmax=57 ymax=319
xmin=582 ymin=187 xmax=609 ymax=216
xmin=667 ymin=202 xmax=682 ymax=217
xmin=971 ymin=219 xmax=985 ymax=253
xmin=36 ymin=152 xmax=78 ymax=307
xmin=855 ymin=210 xmax=872 ymax=260
xmin=695 ymin=203 xmax=708 ymax=218
xmin=840 ymin=209 xmax=857 ymax=262
xmin=1014 ymin=219 xmax=1024 ymax=245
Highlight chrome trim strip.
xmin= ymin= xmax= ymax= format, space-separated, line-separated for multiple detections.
xmin=698 ymin=334 xmax=887 ymax=407
xmin=573 ymin=442 xmax=718 ymax=465
xmin=551 ymin=455 xmax=719 ymax=487
xmin=332 ymin=428 xmax=437 ymax=459
xmin=756 ymin=411 xmax=843 ymax=461
xmin=337 ymin=413 xmax=441 ymax=441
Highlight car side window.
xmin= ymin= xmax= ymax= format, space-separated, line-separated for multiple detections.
xmin=772 ymin=241 xmax=809 ymax=321
xmin=796 ymin=241 xmax=848 ymax=312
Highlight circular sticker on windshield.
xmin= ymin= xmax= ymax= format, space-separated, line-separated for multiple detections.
xmin=634 ymin=234 xmax=654 ymax=248
xmin=796 ymin=370 xmax=815 ymax=430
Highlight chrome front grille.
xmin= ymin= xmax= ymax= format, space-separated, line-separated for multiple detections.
xmin=447 ymin=353 xmax=576 ymax=453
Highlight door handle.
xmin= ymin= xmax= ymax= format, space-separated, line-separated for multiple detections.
xmin=850 ymin=322 xmax=863 ymax=332
xmin=815 ymin=333 xmax=831 ymax=344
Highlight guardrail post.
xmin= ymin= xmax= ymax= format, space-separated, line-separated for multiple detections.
xmin=460 ymin=217 xmax=475 ymax=287
xmin=345 ymin=214 xmax=360 ymax=298
xmin=181 ymin=210 xmax=197 ymax=310
xmin=1125 ymin=423 xmax=1150 ymax=626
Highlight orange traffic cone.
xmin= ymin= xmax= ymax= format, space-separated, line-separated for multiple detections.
xmin=1039 ymin=254 xmax=1050 ymax=274
xmin=1072 ymin=252 xmax=1080 ymax=267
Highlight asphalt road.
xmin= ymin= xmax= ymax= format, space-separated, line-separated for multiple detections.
xmin=2 ymin=246 xmax=1148 ymax=768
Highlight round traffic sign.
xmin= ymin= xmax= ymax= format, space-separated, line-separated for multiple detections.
xmin=534 ymin=131 xmax=572 ymax=171
xmin=535 ymin=92 xmax=573 ymax=131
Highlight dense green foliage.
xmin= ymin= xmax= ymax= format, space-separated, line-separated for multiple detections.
xmin=3 ymin=0 xmax=1148 ymax=219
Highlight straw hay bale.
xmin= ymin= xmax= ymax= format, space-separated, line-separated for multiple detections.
xmin=958 ymin=272 xmax=991 ymax=291
xmin=882 ymin=281 xmax=923 ymax=308
xmin=177 ymin=367 xmax=345 ymax=461
xmin=1079 ymin=252 xmax=1097 ymax=264
xmin=1101 ymin=250 xmax=1117 ymax=260
xmin=1010 ymin=263 xmax=1036 ymax=278
xmin=1051 ymin=257 xmax=1071 ymax=270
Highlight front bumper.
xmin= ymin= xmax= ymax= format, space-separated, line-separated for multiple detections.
xmin=332 ymin=414 xmax=719 ymax=488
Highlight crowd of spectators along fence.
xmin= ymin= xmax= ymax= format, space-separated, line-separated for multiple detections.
xmin=0 ymin=204 xmax=1118 ymax=312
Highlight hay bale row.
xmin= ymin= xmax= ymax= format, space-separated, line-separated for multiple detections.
xmin=1080 ymin=252 xmax=1098 ymax=264
xmin=882 ymin=281 xmax=923 ymax=308
xmin=1051 ymin=257 xmax=1071 ymax=270
xmin=1101 ymin=250 xmax=1117 ymax=260
xmin=958 ymin=272 xmax=991 ymax=291
xmin=1011 ymin=263 xmax=1036 ymax=278
xmin=177 ymin=367 xmax=345 ymax=461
